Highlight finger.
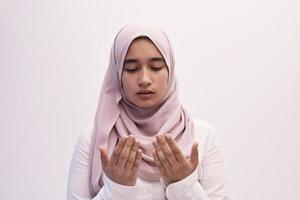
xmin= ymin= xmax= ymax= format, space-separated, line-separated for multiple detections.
xmin=153 ymin=140 xmax=171 ymax=170
xmin=152 ymin=150 xmax=165 ymax=173
xmin=156 ymin=135 xmax=178 ymax=166
xmin=132 ymin=149 xmax=142 ymax=174
xmin=118 ymin=135 xmax=135 ymax=168
xmin=165 ymin=134 xmax=186 ymax=163
xmin=124 ymin=141 xmax=139 ymax=170
xmin=99 ymin=146 xmax=109 ymax=168
xmin=190 ymin=143 xmax=199 ymax=167
xmin=110 ymin=137 xmax=127 ymax=165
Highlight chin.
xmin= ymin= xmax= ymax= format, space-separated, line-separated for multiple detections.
xmin=137 ymin=104 xmax=155 ymax=109
xmin=136 ymin=101 xmax=156 ymax=109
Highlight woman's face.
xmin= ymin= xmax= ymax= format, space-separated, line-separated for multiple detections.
xmin=122 ymin=37 xmax=169 ymax=109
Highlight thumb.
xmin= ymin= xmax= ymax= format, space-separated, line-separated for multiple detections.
xmin=99 ymin=146 xmax=109 ymax=168
xmin=190 ymin=143 xmax=199 ymax=167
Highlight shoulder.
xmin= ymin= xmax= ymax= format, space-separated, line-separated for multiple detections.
xmin=76 ymin=121 xmax=94 ymax=151
xmin=192 ymin=117 xmax=217 ymax=141
xmin=191 ymin=117 xmax=221 ymax=154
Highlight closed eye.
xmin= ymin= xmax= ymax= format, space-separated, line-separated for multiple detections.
xmin=124 ymin=67 xmax=138 ymax=72
xmin=151 ymin=66 xmax=163 ymax=71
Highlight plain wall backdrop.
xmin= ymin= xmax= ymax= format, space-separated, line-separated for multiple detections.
xmin=0 ymin=0 xmax=299 ymax=199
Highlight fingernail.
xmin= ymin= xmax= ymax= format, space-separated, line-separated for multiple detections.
xmin=157 ymin=135 xmax=162 ymax=141
xmin=138 ymin=149 xmax=142 ymax=156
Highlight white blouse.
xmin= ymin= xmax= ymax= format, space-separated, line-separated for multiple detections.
xmin=67 ymin=118 xmax=230 ymax=200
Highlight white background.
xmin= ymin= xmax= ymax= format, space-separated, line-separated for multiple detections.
xmin=0 ymin=0 xmax=299 ymax=199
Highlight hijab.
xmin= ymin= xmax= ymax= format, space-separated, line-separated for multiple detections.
xmin=89 ymin=22 xmax=195 ymax=196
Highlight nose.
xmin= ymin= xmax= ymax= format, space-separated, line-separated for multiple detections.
xmin=137 ymin=68 xmax=152 ymax=87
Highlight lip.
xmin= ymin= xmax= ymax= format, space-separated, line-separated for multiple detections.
xmin=136 ymin=90 xmax=154 ymax=94
xmin=136 ymin=90 xmax=155 ymax=99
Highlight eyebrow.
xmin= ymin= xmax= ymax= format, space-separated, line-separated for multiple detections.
xmin=124 ymin=57 xmax=165 ymax=64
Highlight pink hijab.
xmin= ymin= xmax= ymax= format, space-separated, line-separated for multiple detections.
xmin=89 ymin=22 xmax=195 ymax=196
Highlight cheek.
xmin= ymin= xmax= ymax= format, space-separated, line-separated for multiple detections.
xmin=122 ymin=75 xmax=134 ymax=93
xmin=158 ymin=71 xmax=169 ymax=93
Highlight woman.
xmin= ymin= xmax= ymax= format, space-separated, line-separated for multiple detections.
xmin=67 ymin=22 xmax=229 ymax=200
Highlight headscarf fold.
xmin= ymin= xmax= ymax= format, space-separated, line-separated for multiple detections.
xmin=89 ymin=22 xmax=194 ymax=196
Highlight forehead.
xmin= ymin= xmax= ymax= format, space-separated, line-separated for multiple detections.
xmin=125 ymin=37 xmax=164 ymax=59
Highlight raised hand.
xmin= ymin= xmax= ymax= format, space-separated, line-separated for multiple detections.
xmin=152 ymin=134 xmax=199 ymax=185
xmin=99 ymin=136 xmax=142 ymax=186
